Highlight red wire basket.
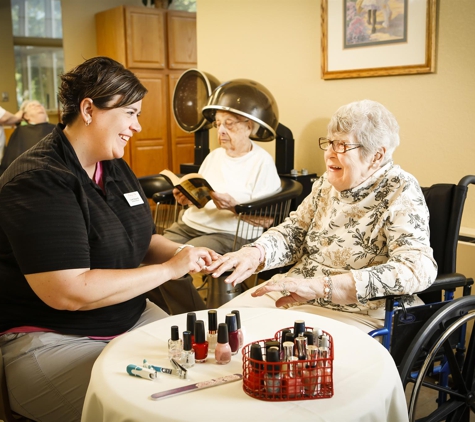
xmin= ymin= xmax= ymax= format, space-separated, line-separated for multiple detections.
xmin=241 ymin=327 xmax=334 ymax=401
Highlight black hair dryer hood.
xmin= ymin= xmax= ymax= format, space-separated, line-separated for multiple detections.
xmin=202 ymin=79 xmax=279 ymax=142
xmin=173 ymin=69 xmax=221 ymax=133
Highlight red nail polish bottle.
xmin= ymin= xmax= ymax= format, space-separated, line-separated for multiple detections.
xmin=225 ymin=313 xmax=239 ymax=355
xmin=192 ymin=320 xmax=209 ymax=363
xmin=187 ymin=312 xmax=196 ymax=345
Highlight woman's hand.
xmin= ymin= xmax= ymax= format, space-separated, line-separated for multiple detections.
xmin=173 ymin=188 xmax=193 ymax=206
xmin=210 ymin=191 xmax=238 ymax=212
xmin=252 ymin=277 xmax=320 ymax=307
xmin=206 ymin=247 xmax=261 ymax=286
xmin=165 ymin=246 xmax=221 ymax=280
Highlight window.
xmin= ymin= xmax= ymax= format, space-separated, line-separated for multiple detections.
xmin=11 ymin=0 xmax=64 ymax=111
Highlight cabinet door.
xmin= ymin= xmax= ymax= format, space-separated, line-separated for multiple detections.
xmin=131 ymin=71 xmax=169 ymax=177
xmin=169 ymin=73 xmax=195 ymax=173
xmin=125 ymin=7 xmax=166 ymax=69
xmin=167 ymin=11 xmax=197 ymax=70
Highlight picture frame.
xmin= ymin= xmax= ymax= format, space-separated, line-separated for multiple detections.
xmin=321 ymin=0 xmax=437 ymax=80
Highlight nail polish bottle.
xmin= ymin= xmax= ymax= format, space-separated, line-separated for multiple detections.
xmin=193 ymin=320 xmax=208 ymax=363
xmin=280 ymin=329 xmax=292 ymax=351
xmin=282 ymin=352 xmax=302 ymax=398
xmin=207 ymin=310 xmax=218 ymax=353
xmin=247 ymin=343 xmax=264 ymax=393
xmin=231 ymin=309 xmax=245 ymax=348
xmin=181 ymin=331 xmax=195 ymax=368
xmin=303 ymin=345 xmax=319 ymax=396
xmin=215 ymin=323 xmax=232 ymax=365
xmin=304 ymin=330 xmax=314 ymax=346
xmin=295 ymin=335 xmax=308 ymax=361
xmin=264 ymin=346 xmax=281 ymax=396
xmin=293 ymin=319 xmax=306 ymax=339
xmin=168 ymin=325 xmax=183 ymax=361
xmin=265 ymin=340 xmax=280 ymax=358
xmin=225 ymin=313 xmax=240 ymax=355
xmin=186 ymin=312 xmax=196 ymax=344
xmin=318 ymin=334 xmax=331 ymax=390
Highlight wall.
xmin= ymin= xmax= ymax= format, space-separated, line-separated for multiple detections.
xmin=196 ymin=0 xmax=475 ymax=235
xmin=61 ymin=0 xmax=145 ymax=71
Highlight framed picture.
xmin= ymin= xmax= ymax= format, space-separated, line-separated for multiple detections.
xmin=321 ymin=0 xmax=437 ymax=80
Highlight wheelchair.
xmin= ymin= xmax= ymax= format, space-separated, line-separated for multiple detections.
xmin=368 ymin=175 xmax=475 ymax=422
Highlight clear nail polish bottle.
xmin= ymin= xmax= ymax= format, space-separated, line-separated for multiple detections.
xmin=181 ymin=331 xmax=195 ymax=368
xmin=231 ymin=309 xmax=245 ymax=348
xmin=215 ymin=323 xmax=232 ymax=365
xmin=303 ymin=345 xmax=319 ymax=396
xmin=264 ymin=346 xmax=281 ymax=396
xmin=168 ymin=325 xmax=183 ymax=361
xmin=207 ymin=310 xmax=218 ymax=353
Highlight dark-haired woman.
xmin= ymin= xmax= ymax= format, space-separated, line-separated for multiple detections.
xmin=0 ymin=56 xmax=218 ymax=421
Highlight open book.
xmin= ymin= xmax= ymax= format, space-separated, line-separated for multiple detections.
xmin=159 ymin=169 xmax=214 ymax=209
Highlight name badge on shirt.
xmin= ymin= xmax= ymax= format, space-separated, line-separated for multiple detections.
xmin=124 ymin=191 xmax=145 ymax=207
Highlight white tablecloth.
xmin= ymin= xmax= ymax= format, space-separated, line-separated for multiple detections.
xmin=82 ymin=307 xmax=408 ymax=422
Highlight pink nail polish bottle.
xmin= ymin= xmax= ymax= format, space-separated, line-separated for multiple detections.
xmin=207 ymin=310 xmax=218 ymax=353
xmin=232 ymin=309 xmax=245 ymax=348
xmin=215 ymin=323 xmax=232 ymax=365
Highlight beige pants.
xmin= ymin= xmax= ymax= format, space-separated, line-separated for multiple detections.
xmin=0 ymin=300 xmax=167 ymax=422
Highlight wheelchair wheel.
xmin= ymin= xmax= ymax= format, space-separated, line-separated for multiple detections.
xmin=399 ymin=295 xmax=475 ymax=422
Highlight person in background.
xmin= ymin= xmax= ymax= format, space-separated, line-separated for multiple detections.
xmin=0 ymin=56 xmax=218 ymax=422
xmin=163 ymin=109 xmax=281 ymax=254
xmin=154 ymin=109 xmax=281 ymax=313
xmin=0 ymin=100 xmax=55 ymax=175
xmin=0 ymin=106 xmax=23 ymax=161
xmin=208 ymin=99 xmax=437 ymax=334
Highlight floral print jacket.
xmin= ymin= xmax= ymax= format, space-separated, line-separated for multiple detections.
xmin=255 ymin=162 xmax=438 ymax=315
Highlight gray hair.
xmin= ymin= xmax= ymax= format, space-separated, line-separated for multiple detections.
xmin=327 ymin=99 xmax=400 ymax=162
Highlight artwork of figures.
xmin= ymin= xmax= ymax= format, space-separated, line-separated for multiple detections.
xmin=345 ymin=0 xmax=407 ymax=48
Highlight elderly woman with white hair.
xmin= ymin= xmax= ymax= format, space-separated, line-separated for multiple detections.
xmin=208 ymin=99 xmax=437 ymax=333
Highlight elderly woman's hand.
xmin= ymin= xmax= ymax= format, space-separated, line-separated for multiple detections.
xmin=166 ymin=246 xmax=220 ymax=279
xmin=206 ymin=247 xmax=261 ymax=286
xmin=252 ymin=277 xmax=320 ymax=307
xmin=173 ymin=188 xmax=193 ymax=206
xmin=210 ymin=191 xmax=238 ymax=212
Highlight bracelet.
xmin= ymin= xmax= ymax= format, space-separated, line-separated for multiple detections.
xmin=322 ymin=276 xmax=333 ymax=302
xmin=242 ymin=244 xmax=265 ymax=263
xmin=174 ymin=244 xmax=194 ymax=256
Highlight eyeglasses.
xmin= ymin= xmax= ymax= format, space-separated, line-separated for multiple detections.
xmin=212 ymin=119 xmax=249 ymax=130
xmin=318 ymin=137 xmax=362 ymax=154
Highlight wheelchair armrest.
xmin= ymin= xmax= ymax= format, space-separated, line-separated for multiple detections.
xmin=420 ymin=273 xmax=473 ymax=293
xmin=152 ymin=189 xmax=175 ymax=203
xmin=235 ymin=179 xmax=303 ymax=214
xmin=368 ymin=273 xmax=473 ymax=303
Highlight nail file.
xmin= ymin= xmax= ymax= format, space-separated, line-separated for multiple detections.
xmin=150 ymin=373 xmax=242 ymax=400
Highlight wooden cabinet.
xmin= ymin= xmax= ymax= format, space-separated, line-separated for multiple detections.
xmin=95 ymin=6 xmax=196 ymax=176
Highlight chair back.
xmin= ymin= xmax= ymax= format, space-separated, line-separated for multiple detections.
xmin=233 ymin=178 xmax=303 ymax=251
xmin=420 ymin=175 xmax=475 ymax=303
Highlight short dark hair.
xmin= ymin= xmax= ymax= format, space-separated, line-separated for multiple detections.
xmin=58 ymin=56 xmax=148 ymax=125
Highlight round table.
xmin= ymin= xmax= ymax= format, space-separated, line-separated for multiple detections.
xmin=82 ymin=307 xmax=408 ymax=422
